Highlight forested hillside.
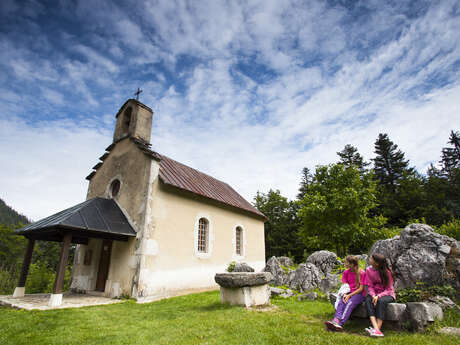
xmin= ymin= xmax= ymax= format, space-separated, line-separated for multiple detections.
xmin=0 ymin=198 xmax=29 ymax=226
xmin=0 ymin=198 xmax=70 ymax=295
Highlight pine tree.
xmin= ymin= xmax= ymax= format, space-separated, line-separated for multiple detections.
xmin=297 ymin=167 xmax=313 ymax=200
xmin=440 ymin=130 xmax=460 ymax=177
xmin=372 ymin=133 xmax=413 ymax=191
xmin=337 ymin=144 xmax=370 ymax=173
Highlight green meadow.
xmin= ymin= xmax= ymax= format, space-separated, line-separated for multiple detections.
xmin=0 ymin=290 xmax=459 ymax=345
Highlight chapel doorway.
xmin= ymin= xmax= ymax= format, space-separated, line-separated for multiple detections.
xmin=96 ymin=239 xmax=112 ymax=292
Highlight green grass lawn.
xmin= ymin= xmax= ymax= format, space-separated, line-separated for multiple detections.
xmin=0 ymin=291 xmax=459 ymax=345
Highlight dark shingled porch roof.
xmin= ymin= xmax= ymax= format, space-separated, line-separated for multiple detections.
xmin=15 ymin=197 xmax=136 ymax=243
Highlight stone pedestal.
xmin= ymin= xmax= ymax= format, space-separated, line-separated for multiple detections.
xmin=12 ymin=287 xmax=25 ymax=298
xmin=220 ymin=284 xmax=270 ymax=307
xmin=215 ymin=272 xmax=272 ymax=307
xmin=48 ymin=293 xmax=63 ymax=307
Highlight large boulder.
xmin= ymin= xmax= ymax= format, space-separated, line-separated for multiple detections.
xmin=318 ymin=273 xmax=340 ymax=293
xmin=406 ymin=302 xmax=443 ymax=332
xmin=215 ymin=272 xmax=272 ymax=288
xmin=306 ymin=250 xmax=340 ymax=275
xmin=278 ymin=256 xmax=295 ymax=267
xmin=369 ymin=223 xmax=460 ymax=290
xmin=263 ymin=256 xmax=290 ymax=286
xmin=288 ymin=263 xmax=322 ymax=292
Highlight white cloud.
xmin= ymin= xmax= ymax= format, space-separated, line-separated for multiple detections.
xmin=1 ymin=0 xmax=460 ymax=220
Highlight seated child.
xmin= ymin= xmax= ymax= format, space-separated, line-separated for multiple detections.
xmin=363 ymin=253 xmax=395 ymax=338
xmin=325 ymin=255 xmax=366 ymax=331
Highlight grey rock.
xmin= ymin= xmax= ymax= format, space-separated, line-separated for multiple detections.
xmin=368 ymin=223 xmax=460 ymax=290
xmin=385 ymin=303 xmax=407 ymax=321
xmin=297 ymin=292 xmax=318 ymax=301
xmin=233 ymin=262 xmax=255 ymax=272
xmin=355 ymin=254 xmax=368 ymax=261
xmin=306 ymin=250 xmax=340 ymax=275
xmin=438 ymin=327 xmax=460 ymax=336
xmin=215 ymin=272 xmax=273 ymax=288
xmin=263 ymin=256 xmax=289 ymax=286
xmin=278 ymin=256 xmax=295 ymax=267
xmin=406 ymin=302 xmax=443 ymax=332
xmin=280 ymin=289 xmax=295 ymax=298
xmin=427 ymin=295 xmax=460 ymax=311
xmin=288 ymin=263 xmax=322 ymax=292
xmin=269 ymin=287 xmax=285 ymax=296
xmin=318 ymin=273 xmax=340 ymax=293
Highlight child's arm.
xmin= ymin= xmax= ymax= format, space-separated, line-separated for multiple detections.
xmin=365 ymin=270 xmax=376 ymax=297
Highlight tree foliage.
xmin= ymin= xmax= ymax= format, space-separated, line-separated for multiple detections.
xmin=298 ymin=164 xmax=386 ymax=256
xmin=254 ymin=190 xmax=304 ymax=262
xmin=337 ymin=144 xmax=370 ymax=173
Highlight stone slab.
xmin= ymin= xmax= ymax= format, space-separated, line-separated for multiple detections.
xmin=215 ymin=272 xmax=272 ymax=288
xmin=0 ymin=293 xmax=123 ymax=310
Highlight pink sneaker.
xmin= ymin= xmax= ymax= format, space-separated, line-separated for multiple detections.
xmin=370 ymin=329 xmax=384 ymax=337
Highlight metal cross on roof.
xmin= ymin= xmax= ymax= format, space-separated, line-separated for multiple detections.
xmin=135 ymin=88 xmax=143 ymax=100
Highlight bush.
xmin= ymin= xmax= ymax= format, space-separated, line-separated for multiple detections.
xmin=435 ymin=219 xmax=460 ymax=241
xmin=226 ymin=261 xmax=236 ymax=272
xmin=0 ymin=265 xmax=19 ymax=295
xmin=397 ymin=282 xmax=456 ymax=304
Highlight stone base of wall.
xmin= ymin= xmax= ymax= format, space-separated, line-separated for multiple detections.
xmin=220 ymin=284 xmax=270 ymax=307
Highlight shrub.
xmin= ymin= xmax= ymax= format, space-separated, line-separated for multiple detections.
xmin=226 ymin=261 xmax=236 ymax=272
xmin=397 ymin=282 xmax=456 ymax=303
xmin=435 ymin=219 xmax=460 ymax=241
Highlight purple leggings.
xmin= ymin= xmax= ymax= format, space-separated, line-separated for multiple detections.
xmin=335 ymin=294 xmax=365 ymax=325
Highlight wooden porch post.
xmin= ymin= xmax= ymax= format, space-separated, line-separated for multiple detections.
xmin=48 ymin=233 xmax=72 ymax=307
xmin=12 ymin=239 xmax=35 ymax=298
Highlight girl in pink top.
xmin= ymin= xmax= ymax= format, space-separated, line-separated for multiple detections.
xmin=325 ymin=255 xmax=366 ymax=331
xmin=363 ymin=253 xmax=395 ymax=337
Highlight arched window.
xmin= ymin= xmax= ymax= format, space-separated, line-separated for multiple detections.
xmin=110 ymin=179 xmax=121 ymax=198
xmin=197 ymin=218 xmax=208 ymax=253
xmin=235 ymin=226 xmax=243 ymax=255
xmin=122 ymin=107 xmax=132 ymax=133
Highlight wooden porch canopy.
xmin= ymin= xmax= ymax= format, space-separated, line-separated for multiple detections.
xmin=13 ymin=197 xmax=136 ymax=303
xmin=15 ymin=197 xmax=137 ymax=244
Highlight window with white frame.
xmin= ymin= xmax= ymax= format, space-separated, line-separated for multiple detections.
xmin=235 ymin=226 xmax=243 ymax=255
xmin=197 ymin=218 xmax=208 ymax=253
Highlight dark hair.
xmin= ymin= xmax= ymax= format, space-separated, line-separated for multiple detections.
xmin=371 ymin=253 xmax=390 ymax=286
xmin=345 ymin=255 xmax=361 ymax=288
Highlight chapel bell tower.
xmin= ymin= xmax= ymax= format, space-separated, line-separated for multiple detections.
xmin=113 ymin=99 xmax=153 ymax=144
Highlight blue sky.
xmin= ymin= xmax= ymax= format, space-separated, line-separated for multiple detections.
xmin=1 ymin=0 xmax=459 ymax=220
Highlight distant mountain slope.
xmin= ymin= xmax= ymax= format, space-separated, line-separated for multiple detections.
xmin=0 ymin=198 xmax=30 ymax=225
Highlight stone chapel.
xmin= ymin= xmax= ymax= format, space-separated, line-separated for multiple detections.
xmin=14 ymin=99 xmax=266 ymax=306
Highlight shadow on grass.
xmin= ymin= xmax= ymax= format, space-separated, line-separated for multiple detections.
xmin=188 ymin=301 xmax=237 ymax=312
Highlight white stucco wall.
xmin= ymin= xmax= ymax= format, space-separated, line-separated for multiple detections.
xmin=136 ymin=178 xmax=266 ymax=300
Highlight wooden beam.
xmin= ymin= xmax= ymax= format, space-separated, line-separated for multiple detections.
xmin=52 ymin=233 xmax=72 ymax=294
xmin=17 ymin=239 xmax=35 ymax=288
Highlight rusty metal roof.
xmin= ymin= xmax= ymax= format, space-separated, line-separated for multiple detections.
xmin=158 ymin=154 xmax=266 ymax=219
xmin=15 ymin=198 xmax=136 ymax=242
xmin=86 ymin=135 xmax=266 ymax=220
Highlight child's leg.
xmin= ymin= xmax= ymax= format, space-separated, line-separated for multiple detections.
xmin=337 ymin=294 xmax=365 ymax=325
xmin=365 ymin=295 xmax=380 ymax=330
xmin=375 ymin=296 xmax=395 ymax=329
xmin=334 ymin=298 xmax=346 ymax=320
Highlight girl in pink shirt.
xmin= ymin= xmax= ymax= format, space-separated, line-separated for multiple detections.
xmin=363 ymin=253 xmax=395 ymax=337
xmin=325 ymin=255 xmax=366 ymax=331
